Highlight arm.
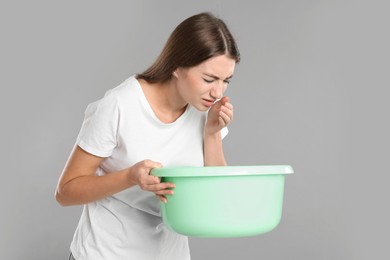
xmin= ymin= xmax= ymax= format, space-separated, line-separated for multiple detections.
xmin=204 ymin=96 xmax=233 ymax=166
xmin=204 ymin=131 xmax=227 ymax=166
xmin=55 ymin=145 xmax=174 ymax=206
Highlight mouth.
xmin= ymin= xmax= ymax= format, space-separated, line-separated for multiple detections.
xmin=202 ymin=98 xmax=216 ymax=107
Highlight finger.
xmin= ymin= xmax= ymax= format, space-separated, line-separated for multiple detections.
xmin=212 ymin=96 xmax=229 ymax=109
xmin=220 ymin=105 xmax=233 ymax=119
xmin=143 ymin=159 xmax=163 ymax=169
xmin=143 ymin=175 xmax=161 ymax=185
xmin=156 ymin=195 xmax=168 ymax=203
xmin=154 ymin=188 xmax=175 ymax=195
xmin=210 ymin=99 xmax=222 ymax=111
xmin=219 ymin=111 xmax=232 ymax=125
xmin=138 ymin=175 xmax=163 ymax=190
xmin=146 ymin=182 xmax=176 ymax=192
xmin=224 ymin=102 xmax=233 ymax=110
xmin=219 ymin=116 xmax=227 ymax=127
xmin=220 ymin=96 xmax=229 ymax=105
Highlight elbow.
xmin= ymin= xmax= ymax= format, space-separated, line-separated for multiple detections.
xmin=55 ymin=187 xmax=72 ymax=207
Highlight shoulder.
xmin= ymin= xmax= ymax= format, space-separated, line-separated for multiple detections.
xmin=105 ymin=75 xmax=141 ymax=104
xmin=84 ymin=75 xmax=137 ymax=114
xmin=110 ymin=75 xmax=138 ymax=94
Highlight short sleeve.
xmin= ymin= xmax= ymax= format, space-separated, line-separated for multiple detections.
xmin=76 ymin=90 xmax=119 ymax=157
xmin=221 ymin=127 xmax=229 ymax=139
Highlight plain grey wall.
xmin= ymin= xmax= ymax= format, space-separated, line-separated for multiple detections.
xmin=1 ymin=0 xmax=389 ymax=259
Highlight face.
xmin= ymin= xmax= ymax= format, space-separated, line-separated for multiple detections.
xmin=174 ymin=54 xmax=236 ymax=111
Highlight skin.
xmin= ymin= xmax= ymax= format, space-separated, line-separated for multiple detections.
xmin=55 ymin=54 xmax=235 ymax=205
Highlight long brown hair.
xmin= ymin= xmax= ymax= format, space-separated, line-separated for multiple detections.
xmin=136 ymin=12 xmax=240 ymax=83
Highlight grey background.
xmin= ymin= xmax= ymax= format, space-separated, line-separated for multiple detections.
xmin=1 ymin=0 xmax=389 ymax=259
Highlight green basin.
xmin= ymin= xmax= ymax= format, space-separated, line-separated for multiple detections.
xmin=151 ymin=165 xmax=293 ymax=238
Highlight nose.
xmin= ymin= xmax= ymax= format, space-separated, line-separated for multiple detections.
xmin=210 ymin=81 xmax=224 ymax=100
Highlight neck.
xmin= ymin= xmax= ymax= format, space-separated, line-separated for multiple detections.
xmin=152 ymin=78 xmax=187 ymax=113
xmin=138 ymin=78 xmax=188 ymax=123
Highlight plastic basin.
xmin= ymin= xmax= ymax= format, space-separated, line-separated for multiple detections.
xmin=151 ymin=165 xmax=293 ymax=238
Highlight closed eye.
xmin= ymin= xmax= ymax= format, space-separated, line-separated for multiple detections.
xmin=203 ymin=78 xmax=214 ymax=83
xmin=203 ymin=73 xmax=233 ymax=85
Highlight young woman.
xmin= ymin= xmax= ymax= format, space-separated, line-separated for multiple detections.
xmin=56 ymin=12 xmax=240 ymax=260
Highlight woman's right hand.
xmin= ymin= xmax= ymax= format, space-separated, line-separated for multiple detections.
xmin=128 ymin=160 xmax=175 ymax=203
xmin=56 ymin=146 xmax=175 ymax=206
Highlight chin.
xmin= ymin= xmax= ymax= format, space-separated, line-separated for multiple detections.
xmin=192 ymin=104 xmax=209 ymax=112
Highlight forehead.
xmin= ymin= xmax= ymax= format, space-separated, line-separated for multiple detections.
xmin=193 ymin=55 xmax=236 ymax=77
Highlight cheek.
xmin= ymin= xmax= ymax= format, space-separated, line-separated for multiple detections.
xmin=188 ymin=78 xmax=205 ymax=94
xmin=223 ymin=85 xmax=228 ymax=93
xmin=179 ymin=78 xmax=200 ymax=102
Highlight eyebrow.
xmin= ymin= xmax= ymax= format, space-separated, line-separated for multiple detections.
xmin=203 ymin=73 xmax=233 ymax=80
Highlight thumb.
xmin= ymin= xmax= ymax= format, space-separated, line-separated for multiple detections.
xmin=213 ymin=96 xmax=229 ymax=109
xmin=144 ymin=160 xmax=163 ymax=170
xmin=218 ymin=96 xmax=229 ymax=107
xmin=220 ymin=96 xmax=229 ymax=106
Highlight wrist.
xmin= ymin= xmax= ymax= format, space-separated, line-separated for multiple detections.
xmin=203 ymin=130 xmax=226 ymax=166
xmin=124 ymin=167 xmax=137 ymax=187
xmin=204 ymin=129 xmax=221 ymax=139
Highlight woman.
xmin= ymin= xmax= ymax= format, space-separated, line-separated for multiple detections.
xmin=56 ymin=12 xmax=240 ymax=260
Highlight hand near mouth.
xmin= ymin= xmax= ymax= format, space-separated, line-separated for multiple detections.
xmin=205 ymin=96 xmax=234 ymax=136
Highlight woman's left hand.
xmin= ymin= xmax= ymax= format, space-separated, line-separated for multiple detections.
xmin=205 ymin=96 xmax=233 ymax=136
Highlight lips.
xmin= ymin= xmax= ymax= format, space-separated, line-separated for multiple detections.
xmin=202 ymin=98 xmax=216 ymax=107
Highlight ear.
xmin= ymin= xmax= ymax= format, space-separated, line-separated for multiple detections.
xmin=172 ymin=69 xmax=179 ymax=78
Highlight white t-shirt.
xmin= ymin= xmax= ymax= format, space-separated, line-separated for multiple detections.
xmin=70 ymin=75 xmax=227 ymax=260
